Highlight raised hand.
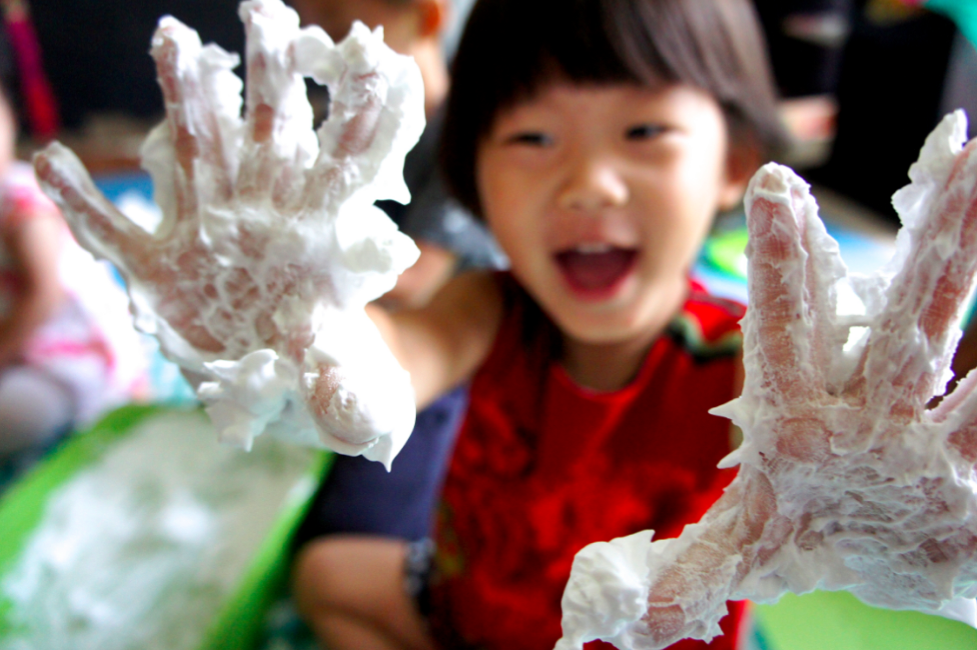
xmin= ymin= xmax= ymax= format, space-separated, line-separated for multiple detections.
xmin=33 ymin=0 xmax=424 ymax=466
xmin=558 ymin=111 xmax=977 ymax=649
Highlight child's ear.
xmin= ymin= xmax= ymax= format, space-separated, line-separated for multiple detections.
xmin=718 ymin=139 xmax=762 ymax=211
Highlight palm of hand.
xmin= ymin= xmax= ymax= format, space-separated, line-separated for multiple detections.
xmin=559 ymin=113 xmax=977 ymax=650
xmin=33 ymin=0 xmax=422 ymax=458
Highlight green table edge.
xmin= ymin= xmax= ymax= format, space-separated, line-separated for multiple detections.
xmin=200 ymin=449 xmax=333 ymax=650
xmin=0 ymin=403 xmax=334 ymax=650
xmin=0 ymin=403 xmax=168 ymax=630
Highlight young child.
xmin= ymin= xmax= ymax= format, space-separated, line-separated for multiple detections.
xmin=289 ymin=0 xmax=786 ymax=648
xmin=0 ymin=82 xmax=145 ymax=471
xmin=33 ymin=0 xmax=977 ymax=646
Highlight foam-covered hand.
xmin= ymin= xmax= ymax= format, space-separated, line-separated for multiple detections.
xmin=558 ymin=111 xmax=977 ymax=649
xmin=33 ymin=0 xmax=424 ymax=466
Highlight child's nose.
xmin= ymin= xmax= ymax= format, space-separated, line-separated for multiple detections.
xmin=557 ymin=160 xmax=629 ymax=212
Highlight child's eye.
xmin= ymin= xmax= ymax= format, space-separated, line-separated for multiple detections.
xmin=625 ymin=124 xmax=666 ymax=141
xmin=505 ymin=132 xmax=553 ymax=147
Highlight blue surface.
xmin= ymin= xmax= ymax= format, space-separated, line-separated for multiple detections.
xmin=694 ymin=210 xmax=896 ymax=305
xmin=91 ymin=170 xmax=196 ymax=406
xmin=93 ymin=170 xmax=154 ymax=204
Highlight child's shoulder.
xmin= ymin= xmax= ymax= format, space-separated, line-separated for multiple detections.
xmin=2 ymin=161 xmax=43 ymax=195
xmin=1 ymin=161 xmax=57 ymax=225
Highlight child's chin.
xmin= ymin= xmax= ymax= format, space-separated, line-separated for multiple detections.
xmin=553 ymin=305 xmax=647 ymax=345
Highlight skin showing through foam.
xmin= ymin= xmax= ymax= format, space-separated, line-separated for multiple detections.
xmin=28 ymin=1 xmax=977 ymax=648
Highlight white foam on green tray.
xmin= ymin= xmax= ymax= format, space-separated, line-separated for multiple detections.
xmin=0 ymin=409 xmax=315 ymax=650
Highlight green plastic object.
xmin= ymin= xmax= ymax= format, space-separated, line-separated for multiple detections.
xmin=200 ymin=447 xmax=332 ymax=650
xmin=0 ymin=404 xmax=160 ymax=634
xmin=702 ymin=224 xmax=750 ymax=280
xmin=754 ymin=590 xmax=977 ymax=650
xmin=0 ymin=403 xmax=331 ymax=650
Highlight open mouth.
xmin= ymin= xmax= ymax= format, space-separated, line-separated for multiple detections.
xmin=554 ymin=244 xmax=638 ymax=297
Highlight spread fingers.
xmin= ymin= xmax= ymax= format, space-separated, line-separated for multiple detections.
xmin=151 ymin=17 xmax=238 ymax=213
xmin=236 ymin=0 xmax=315 ymax=205
xmin=304 ymin=23 xmax=424 ymax=212
xmin=864 ymin=120 xmax=977 ymax=416
xmin=34 ymin=143 xmax=153 ymax=274
xmin=744 ymin=164 xmax=827 ymax=404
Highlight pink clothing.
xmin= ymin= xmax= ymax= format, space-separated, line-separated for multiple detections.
xmin=0 ymin=162 xmax=145 ymax=424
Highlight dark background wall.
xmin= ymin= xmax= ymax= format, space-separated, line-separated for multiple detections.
xmin=755 ymin=0 xmax=959 ymax=219
xmin=29 ymin=0 xmax=244 ymax=128
xmin=20 ymin=0 xmax=968 ymax=219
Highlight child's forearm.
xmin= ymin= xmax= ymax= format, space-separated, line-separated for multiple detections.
xmin=365 ymin=270 xmax=503 ymax=411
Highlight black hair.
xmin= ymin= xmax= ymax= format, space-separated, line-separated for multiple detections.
xmin=441 ymin=0 xmax=788 ymax=217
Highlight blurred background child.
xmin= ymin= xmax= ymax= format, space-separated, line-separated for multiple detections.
xmin=0 ymin=72 xmax=145 ymax=486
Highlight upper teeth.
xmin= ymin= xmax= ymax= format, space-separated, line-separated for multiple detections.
xmin=576 ymin=243 xmax=613 ymax=254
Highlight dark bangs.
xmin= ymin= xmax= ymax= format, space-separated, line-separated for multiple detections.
xmin=441 ymin=0 xmax=787 ymax=218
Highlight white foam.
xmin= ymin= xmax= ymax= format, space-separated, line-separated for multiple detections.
xmin=557 ymin=111 xmax=977 ymax=649
xmin=35 ymin=0 xmax=424 ymax=466
xmin=0 ymin=409 xmax=316 ymax=650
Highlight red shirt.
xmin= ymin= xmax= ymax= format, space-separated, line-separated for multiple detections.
xmin=428 ymin=275 xmax=748 ymax=650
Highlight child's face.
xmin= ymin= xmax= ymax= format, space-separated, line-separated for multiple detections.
xmin=477 ymin=83 xmax=748 ymax=349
